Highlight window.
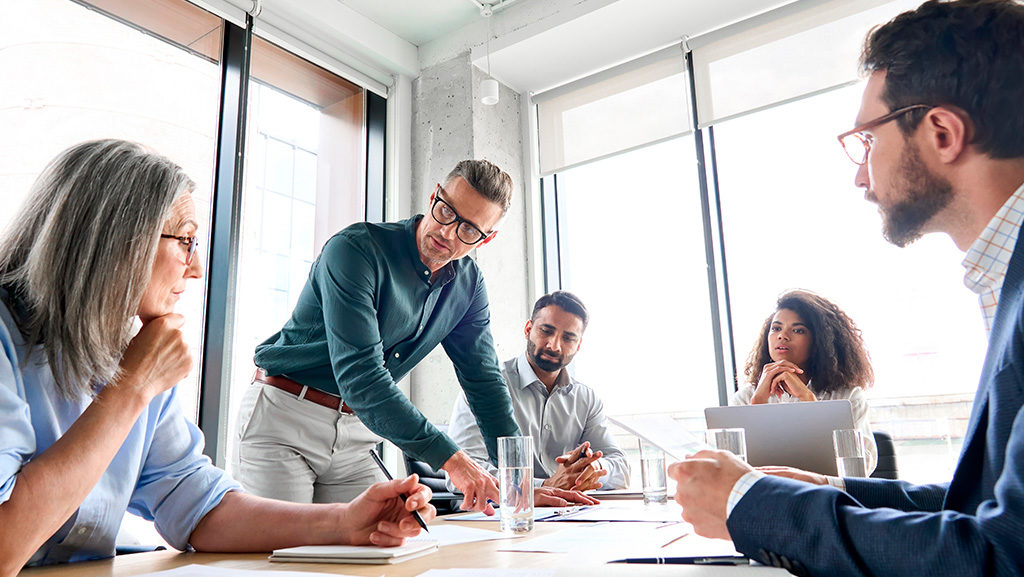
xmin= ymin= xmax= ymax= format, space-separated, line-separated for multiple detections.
xmin=1 ymin=0 xmax=223 ymax=422
xmin=225 ymin=36 xmax=366 ymax=473
xmin=553 ymin=136 xmax=718 ymax=490
xmin=714 ymin=84 xmax=983 ymax=483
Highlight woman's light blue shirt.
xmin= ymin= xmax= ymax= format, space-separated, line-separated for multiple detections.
xmin=0 ymin=300 xmax=239 ymax=566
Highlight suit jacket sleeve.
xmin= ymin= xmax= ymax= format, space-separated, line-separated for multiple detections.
xmin=728 ymin=435 xmax=1024 ymax=577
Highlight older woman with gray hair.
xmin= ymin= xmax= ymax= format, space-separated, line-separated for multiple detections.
xmin=0 ymin=139 xmax=434 ymax=574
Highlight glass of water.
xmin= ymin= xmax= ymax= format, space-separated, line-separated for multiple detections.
xmin=705 ymin=428 xmax=747 ymax=462
xmin=833 ymin=429 xmax=868 ymax=478
xmin=498 ymin=436 xmax=534 ymax=533
xmin=638 ymin=438 xmax=667 ymax=505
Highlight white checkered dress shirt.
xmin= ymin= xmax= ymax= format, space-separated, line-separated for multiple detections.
xmin=962 ymin=182 xmax=1024 ymax=331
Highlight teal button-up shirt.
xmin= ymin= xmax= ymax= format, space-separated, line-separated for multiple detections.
xmin=254 ymin=216 xmax=519 ymax=469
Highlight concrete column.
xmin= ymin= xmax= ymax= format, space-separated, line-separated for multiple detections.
xmin=408 ymin=53 xmax=529 ymax=424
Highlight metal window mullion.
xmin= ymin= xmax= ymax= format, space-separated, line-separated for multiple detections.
xmin=684 ymin=49 xmax=734 ymax=407
xmin=365 ymin=91 xmax=386 ymax=223
xmin=199 ymin=18 xmax=252 ymax=465
xmin=540 ymin=174 xmax=562 ymax=292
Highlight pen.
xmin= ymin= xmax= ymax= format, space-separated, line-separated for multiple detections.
xmin=610 ymin=556 xmax=749 ymax=565
xmin=368 ymin=449 xmax=430 ymax=533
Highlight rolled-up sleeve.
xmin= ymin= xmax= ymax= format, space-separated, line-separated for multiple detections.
xmin=0 ymin=325 xmax=32 ymax=505
xmin=127 ymin=387 xmax=240 ymax=551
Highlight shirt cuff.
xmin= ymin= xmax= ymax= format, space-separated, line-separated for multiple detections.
xmin=826 ymin=476 xmax=846 ymax=491
xmin=726 ymin=470 xmax=766 ymax=518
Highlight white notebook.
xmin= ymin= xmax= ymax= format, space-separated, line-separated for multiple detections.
xmin=269 ymin=541 xmax=439 ymax=565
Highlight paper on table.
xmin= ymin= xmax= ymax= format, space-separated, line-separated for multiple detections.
xmin=548 ymin=501 xmax=683 ymax=523
xmin=133 ymin=565 xmax=346 ymax=577
xmin=499 ymin=521 xmax=740 ymax=562
xmin=445 ymin=506 xmax=588 ymax=522
xmin=607 ymin=414 xmax=712 ymax=460
xmin=409 ymin=523 xmax=522 ymax=545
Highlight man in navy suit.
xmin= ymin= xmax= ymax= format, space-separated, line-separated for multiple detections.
xmin=670 ymin=1 xmax=1024 ymax=575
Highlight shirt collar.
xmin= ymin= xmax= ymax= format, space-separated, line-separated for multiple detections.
xmin=962 ymin=181 xmax=1024 ymax=295
xmin=515 ymin=352 xmax=575 ymax=393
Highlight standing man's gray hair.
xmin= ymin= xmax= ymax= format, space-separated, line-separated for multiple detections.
xmin=445 ymin=160 xmax=514 ymax=214
xmin=0 ymin=139 xmax=195 ymax=399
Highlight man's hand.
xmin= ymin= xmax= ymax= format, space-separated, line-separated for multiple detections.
xmin=757 ymin=465 xmax=830 ymax=485
xmin=668 ymin=450 xmax=753 ymax=540
xmin=339 ymin=475 xmax=436 ymax=547
xmin=533 ymin=486 xmax=600 ymax=507
xmin=441 ymin=450 xmax=499 ymax=515
xmin=545 ymin=442 xmax=607 ymax=491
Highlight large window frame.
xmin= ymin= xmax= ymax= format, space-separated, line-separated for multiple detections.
xmin=64 ymin=1 xmax=386 ymax=466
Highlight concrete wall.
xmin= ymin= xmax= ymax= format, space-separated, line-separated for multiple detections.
xmin=408 ymin=53 xmax=529 ymax=424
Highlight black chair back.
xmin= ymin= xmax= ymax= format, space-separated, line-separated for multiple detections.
xmin=871 ymin=430 xmax=899 ymax=480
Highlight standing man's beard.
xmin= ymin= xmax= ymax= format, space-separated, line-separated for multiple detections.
xmin=878 ymin=142 xmax=954 ymax=248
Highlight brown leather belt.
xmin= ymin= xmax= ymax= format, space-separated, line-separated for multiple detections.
xmin=254 ymin=369 xmax=354 ymax=414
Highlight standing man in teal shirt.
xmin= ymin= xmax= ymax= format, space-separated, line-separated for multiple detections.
xmin=237 ymin=160 xmax=588 ymax=513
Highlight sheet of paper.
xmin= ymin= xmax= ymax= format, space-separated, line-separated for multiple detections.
xmin=134 ymin=564 xmax=348 ymax=577
xmin=497 ymin=522 xmax=688 ymax=560
xmin=549 ymin=501 xmax=684 ymax=523
xmin=607 ymin=414 xmax=712 ymax=460
xmin=410 ymin=523 xmax=521 ymax=546
xmin=444 ymin=506 xmax=588 ymax=522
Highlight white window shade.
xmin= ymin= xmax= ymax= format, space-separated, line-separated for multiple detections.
xmin=535 ymin=44 xmax=691 ymax=176
xmin=689 ymin=0 xmax=920 ymax=128
xmin=186 ymin=0 xmax=392 ymax=96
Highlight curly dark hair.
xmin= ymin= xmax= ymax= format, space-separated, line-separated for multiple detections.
xmin=743 ymin=290 xmax=874 ymax=395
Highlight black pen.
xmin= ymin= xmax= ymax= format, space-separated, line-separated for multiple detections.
xmin=368 ymin=449 xmax=430 ymax=533
xmin=610 ymin=556 xmax=749 ymax=565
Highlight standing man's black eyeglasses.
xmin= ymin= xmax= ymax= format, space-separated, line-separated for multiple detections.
xmin=430 ymin=184 xmax=491 ymax=245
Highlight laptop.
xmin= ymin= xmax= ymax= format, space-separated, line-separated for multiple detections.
xmin=704 ymin=400 xmax=855 ymax=476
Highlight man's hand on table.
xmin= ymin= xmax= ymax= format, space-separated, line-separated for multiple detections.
xmin=442 ymin=450 xmax=499 ymax=515
xmin=668 ymin=449 xmax=753 ymax=540
xmin=534 ymin=486 xmax=600 ymax=507
xmin=546 ymin=441 xmax=608 ymax=492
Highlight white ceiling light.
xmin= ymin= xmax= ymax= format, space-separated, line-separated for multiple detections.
xmin=479 ymin=1 xmax=498 ymax=105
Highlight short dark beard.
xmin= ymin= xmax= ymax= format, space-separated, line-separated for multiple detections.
xmin=526 ymin=339 xmax=565 ymax=373
xmin=880 ymin=142 xmax=954 ymax=247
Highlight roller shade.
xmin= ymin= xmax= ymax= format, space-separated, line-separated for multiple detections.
xmin=535 ymin=44 xmax=691 ymax=176
xmin=689 ymin=0 xmax=920 ymax=128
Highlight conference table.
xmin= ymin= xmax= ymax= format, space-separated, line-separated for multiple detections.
xmin=19 ymin=502 xmax=790 ymax=577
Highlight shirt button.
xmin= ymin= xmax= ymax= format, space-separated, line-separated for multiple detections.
xmin=423 ymin=270 xmax=429 ymax=275
xmin=544 ymin=425 xmax=551 ymax=430
xmin=394 ymin=352 xmax=400 ymax=358
xmin=77 ymin=527 xmax=88 ymax=535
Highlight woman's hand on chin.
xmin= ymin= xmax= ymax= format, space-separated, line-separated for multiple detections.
xmin=115 ymin=313 xmax=193 ymax=403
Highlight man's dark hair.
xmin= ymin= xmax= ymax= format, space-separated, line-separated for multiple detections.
xmin=861 ymin=0 xmax=1024 ymax=158
xmin=532 ymin=291 xmax=589 ymax=331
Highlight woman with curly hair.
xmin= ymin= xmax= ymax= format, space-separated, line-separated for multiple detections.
xmin=732 ymin=289 xmax=876 ymax=472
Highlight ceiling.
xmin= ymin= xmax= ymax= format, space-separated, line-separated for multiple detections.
xmin=338 ymin=0 xmax=487 ymax=46
xmin=333 ymin=0 xmax=798 ymax=94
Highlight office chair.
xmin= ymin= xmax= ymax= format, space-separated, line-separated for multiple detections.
xmin=402 ymin=426 xmax=464 ymax=514
xmin=870 ymin=430 xmax=899 ymax=480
